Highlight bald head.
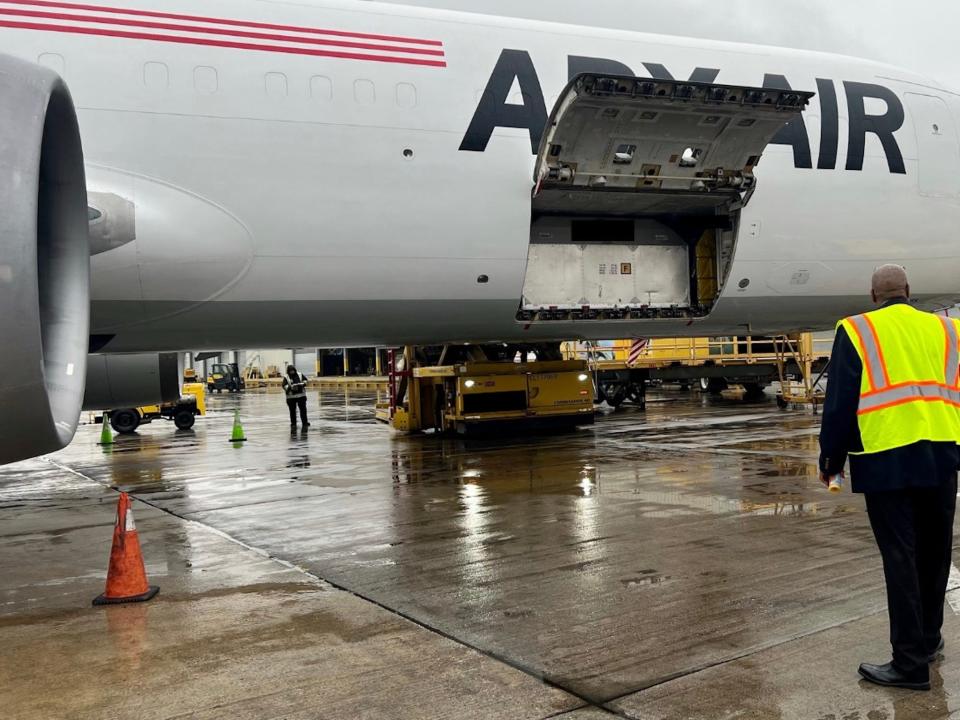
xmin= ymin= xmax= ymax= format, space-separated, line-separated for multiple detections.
xmin=871 ymin=264 xmax=910 ymax=304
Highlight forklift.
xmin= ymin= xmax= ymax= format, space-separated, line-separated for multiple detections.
xmin=206 ymin=362 xmax=245 ymax=393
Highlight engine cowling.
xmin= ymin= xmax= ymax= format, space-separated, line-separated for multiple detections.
xmin=83 ymin=353 xmax=182 ymax=410
xmin=0 ymin=54 xmax=89 ymax=465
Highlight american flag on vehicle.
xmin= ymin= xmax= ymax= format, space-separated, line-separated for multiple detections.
xmin=628 ymin=338 xmax=650 ymax=366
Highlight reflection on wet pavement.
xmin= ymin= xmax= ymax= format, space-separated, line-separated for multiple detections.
xmin=2 ymin=387 xmax=959 ymax=718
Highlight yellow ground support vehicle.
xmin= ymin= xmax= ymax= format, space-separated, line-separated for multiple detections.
xmin=108 ymin=383 xmax=207 ymax=434
xmin=563 ymin=335 xmax=830 ymax=408
xmin=377 ymin=346 xmax=595 ymax=434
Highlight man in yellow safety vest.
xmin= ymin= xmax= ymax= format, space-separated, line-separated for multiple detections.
xmin=820 ymin=264 xmax=960 ymax=691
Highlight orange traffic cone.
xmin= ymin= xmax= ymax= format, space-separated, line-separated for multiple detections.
xmin=93 ymin=493 xmax=159 ymax=606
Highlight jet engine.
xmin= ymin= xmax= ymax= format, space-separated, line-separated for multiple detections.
xmin=83 ymin=353 xmax=183 ymax=410
xmin=0 ymin=54 xmax=89 ymax=465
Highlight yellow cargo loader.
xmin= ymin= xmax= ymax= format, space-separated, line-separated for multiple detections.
xmin=563 ymin=334 xmax=830 ymax=409
xmin=377 ymin=346 xmax=595 ymax=434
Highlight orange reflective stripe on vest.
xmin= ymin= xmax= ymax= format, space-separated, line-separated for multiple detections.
xmin=858 ymin=381 xmax=960 ymax=414
xmin=845 ymin=313 xmax=887 ymax=391
xmin=940 ymin=315 xmax=960 ymax=387
xmin=851 ymin=311 xmax=960 ymax=416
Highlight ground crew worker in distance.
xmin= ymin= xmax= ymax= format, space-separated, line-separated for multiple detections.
xmin=282 ymin=365 xmax=310 ymax=429
xmin=819 ymin=264 xmax=960 ymax=691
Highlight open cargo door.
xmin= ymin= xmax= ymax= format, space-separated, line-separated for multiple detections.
xmin=520 ymin=75 xmax=813 ymax=322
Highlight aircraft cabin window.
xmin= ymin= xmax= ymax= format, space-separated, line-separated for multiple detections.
xmin=265 ymin=72 xmax=288 ymax=98
xmin=354 ymin=79 xmax=376 ymax=106
xmin=310 ymin=75 xmax=333 ymax=102
xmin=396 ymin=83 xmax=417 ymax=109
xmin=37 ymin=53 xmax=65 ymax=76
xmin=194 ymin=66 xmax=218 ymax=95
xmin=143 ymin=62 xmax=169 ymax=90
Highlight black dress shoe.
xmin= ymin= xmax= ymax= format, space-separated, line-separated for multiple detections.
xmin=858 ymin=662 xmax=930 ymax=690
xmin=928 ymin=638 xmax=945 ymax=662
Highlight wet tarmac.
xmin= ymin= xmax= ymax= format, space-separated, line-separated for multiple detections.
xmin=2 ymin=387 xmax=960 ymax=718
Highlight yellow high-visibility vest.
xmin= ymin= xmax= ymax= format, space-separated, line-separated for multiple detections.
xmin=838 ymin=304 xmax=960 ymax=455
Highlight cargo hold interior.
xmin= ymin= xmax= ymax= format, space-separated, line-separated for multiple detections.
xmin=517 ymin=75 xmax=812 ymax=323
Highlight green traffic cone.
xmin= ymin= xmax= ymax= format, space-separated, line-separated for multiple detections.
xmin=229 ymin=410 xmax=246 ymax=443
xmin=98 ymin=414 xmax=114 ymax=446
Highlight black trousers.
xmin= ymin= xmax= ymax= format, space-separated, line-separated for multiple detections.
xmin=864 ymin=474 xmax=957 ymax=673
xmin=286 ymin=396 xmax=307 ymax=425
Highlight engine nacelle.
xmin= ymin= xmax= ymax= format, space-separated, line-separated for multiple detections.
xmin=83 ymin=353 xmax=182 ymax=410
xmin=0 ymin=54 xmax=88 ymax=465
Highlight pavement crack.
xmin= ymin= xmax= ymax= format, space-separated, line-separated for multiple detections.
xmin=540 ymin=705 xmax=620 ymax=719
xmin=595 ymin=607 xmax=888 ymax=708
xmin=42 ymin=456 xmax=617 ymax=715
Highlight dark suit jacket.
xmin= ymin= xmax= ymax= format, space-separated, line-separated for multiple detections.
xmin=818 ymin=299 xmax=960 ymax=493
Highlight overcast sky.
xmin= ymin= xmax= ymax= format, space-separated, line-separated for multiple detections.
xmin=380 ymin=0 xmax=960 ymax=91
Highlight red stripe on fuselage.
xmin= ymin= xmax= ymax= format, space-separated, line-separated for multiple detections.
xmin=0 ymin=0 xmax=443 ymax=45
xmin=0 ymin=19 xmax=448 ymax=66
xmin=0 ymin=7 xmax=445 ymax=55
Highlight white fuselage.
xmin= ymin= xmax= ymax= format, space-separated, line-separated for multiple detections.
xmin=3 ymin=0 xmax=959 ymax=350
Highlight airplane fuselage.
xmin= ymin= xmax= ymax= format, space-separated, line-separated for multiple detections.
xmin=3 ymin=0 xmax=959 ymax=351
